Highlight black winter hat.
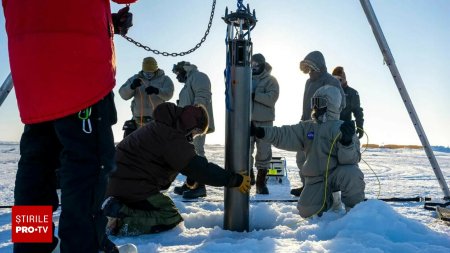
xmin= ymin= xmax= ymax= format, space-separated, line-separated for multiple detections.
xmin=179 ymin=105 xmax=209 ymax=135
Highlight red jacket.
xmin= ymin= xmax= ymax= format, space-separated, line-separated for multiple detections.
xmin=2 ymin=0 xmax=136 ymax=124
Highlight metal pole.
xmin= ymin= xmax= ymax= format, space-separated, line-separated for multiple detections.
xmin=223 ymin=3 xmax=257 ymax=231
xmin=0 ymin=73 xmax=13 ymax=107
xmin=360 ymin=0 xmax=450 ymax=199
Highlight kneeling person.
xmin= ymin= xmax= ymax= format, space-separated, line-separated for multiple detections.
xmin=103 ymin=102 xmax=250 ymax=235
xmin=252 ymin=85 xmax=365 ymax=218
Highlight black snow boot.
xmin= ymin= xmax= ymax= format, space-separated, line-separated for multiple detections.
xmin=256 ymin=169 xmax=269 ymax=194
xmin=290 ymin=186 xmax=304 ymax=197
xmin=182 ymin=184 xmax=207 ymax=199
xmin=173 ymin=183 xmax=190 ymax=195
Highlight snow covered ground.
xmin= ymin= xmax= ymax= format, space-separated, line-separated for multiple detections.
xmin=0 ymin=142 xmax=449 ymax=252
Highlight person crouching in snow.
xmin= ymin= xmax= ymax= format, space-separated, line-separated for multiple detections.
xmin=251 ymin=85 xmax=365 ymax=218
xmin=102 ymin=102 xmax=250 ymax=235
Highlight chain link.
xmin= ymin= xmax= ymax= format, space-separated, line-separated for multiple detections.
xmin=121 ymin=0 xmax=216 ymax=57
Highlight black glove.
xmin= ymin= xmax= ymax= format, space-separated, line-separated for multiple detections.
xmin=145 ymin=86 xmax=159 ymax=95
xmin=357 ymin=127 xmax=364 ymax=139
xmin=340 ymin=121 xmax=355 ymax=146
xmin=250 ymin=121 xmax=265 ymax=139
xmin=130 ymin=78 xmax=142 ymax=89
xmin=112 ymin=6 xmax=133 ymax=35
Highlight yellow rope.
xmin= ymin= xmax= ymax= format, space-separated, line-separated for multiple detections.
xmin=359 ymin=126 xmax=369 ymax=154
xmin=311 ymin=132 xmax=341 ymax=217
xmin=357 ymin=128 xmax=381 ymax=199
xmin=309 ymin=127 xmax=379 ymax=217
xmin=361 ymin=157 xmax=381 ymax=199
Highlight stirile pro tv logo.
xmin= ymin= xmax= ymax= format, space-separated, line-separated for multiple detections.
xmin=12 ymin=206 xmax=53 ymax=243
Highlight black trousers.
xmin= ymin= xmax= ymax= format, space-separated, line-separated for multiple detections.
xmin=14 ymin=92 xmax=117 ymax=253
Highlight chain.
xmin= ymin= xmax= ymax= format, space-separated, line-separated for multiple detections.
xmin=121 ymin=0 xmax=216 ymax=57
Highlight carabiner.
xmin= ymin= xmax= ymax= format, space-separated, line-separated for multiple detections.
xmin=78 ymin=107 xmax=92 ymax=134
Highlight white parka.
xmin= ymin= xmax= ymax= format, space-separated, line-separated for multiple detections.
xmin=261 ymin=85 xmax=364 ymax=217
xmin=177 ymin=64 xmax=215 ymax=133
xmin=252 ymin=63 xmax=279 ymax=122
xmin=119 ymin=69 xmax=174 ymax=118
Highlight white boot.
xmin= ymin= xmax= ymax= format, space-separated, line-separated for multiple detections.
xmin=332 ymin=191 xmax=342 ymax=211
xmin=117 ymin=243 xmax=138 ymax=253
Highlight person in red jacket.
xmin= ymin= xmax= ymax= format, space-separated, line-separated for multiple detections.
xmin=2 ymin=1 xmax=136 ymax=252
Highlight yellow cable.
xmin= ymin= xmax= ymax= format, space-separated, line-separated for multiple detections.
xmin=311 ymin=132 xmax=341 ymax=217
xmin=358 ymin=126 xmax=369 ymax=154
xmin=310 ymin=126 xmax=379 ymax=217
xmin=361 ymin=157 xmax=381 ymax=199
xmin=356 ymin=128 xmax=382 ymax=199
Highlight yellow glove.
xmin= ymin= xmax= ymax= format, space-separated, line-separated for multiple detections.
xmin=238 ymin=173 xmax=251 ymax=194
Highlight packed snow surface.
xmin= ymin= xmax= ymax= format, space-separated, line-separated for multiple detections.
xmin=0 ymin=143 xmax=449 ymax=252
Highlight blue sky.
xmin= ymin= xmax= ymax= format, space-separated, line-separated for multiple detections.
xmin=1 ymin=0 xmax=449 ymax=146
